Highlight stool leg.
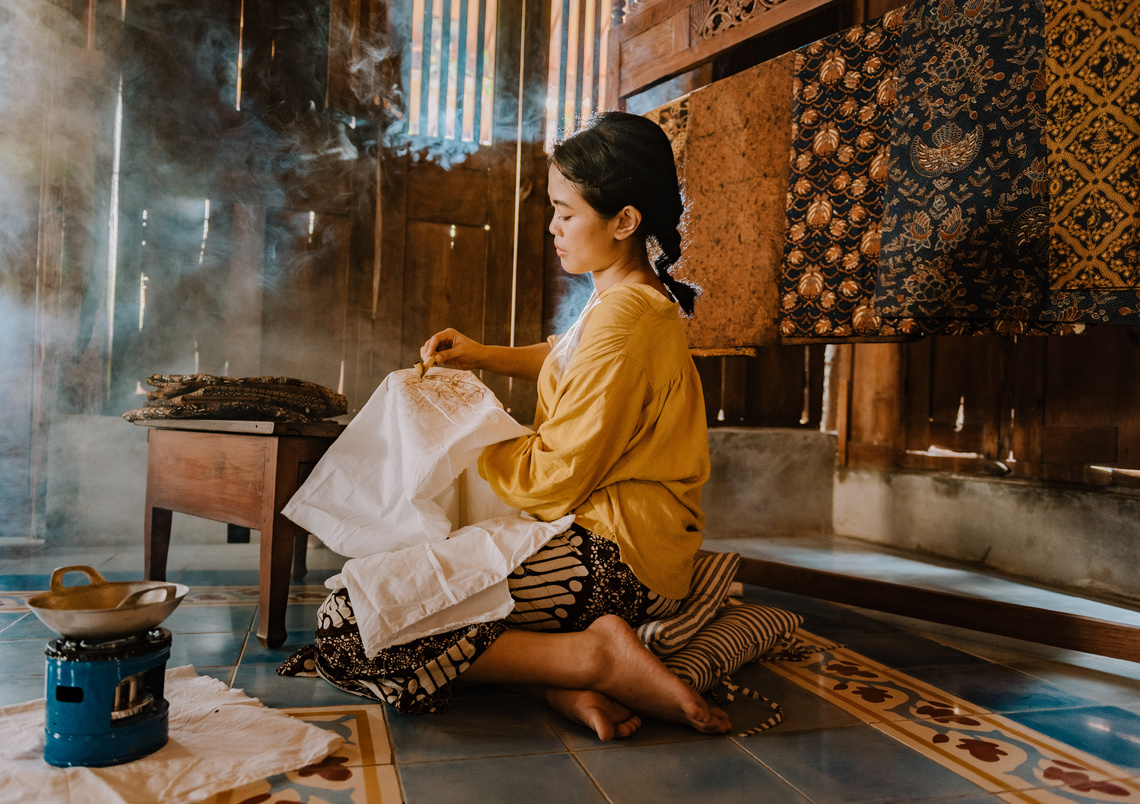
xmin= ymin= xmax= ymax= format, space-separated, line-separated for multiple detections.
xmin=292 ymin=532 xmax=308 ymax=580
xmin=257 ymin=513 xmax=296 ymax=648
xmin=145 ymin=506 xmax=173 ymax=582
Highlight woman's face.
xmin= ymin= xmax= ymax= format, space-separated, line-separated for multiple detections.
xmin=547 ymin=165 xmax=625 ymax=276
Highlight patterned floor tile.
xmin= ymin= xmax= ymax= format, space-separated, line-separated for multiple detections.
xmin=739 ymin=723 xmax=985 ymax=803
xmin=907 ymin=664 xmax=1101 ymax=714
xmin=0 ymin=675 xmax=44 ymax=707
xmin=997 ymin=780 xmax=1140 ymax=803
xmin=280 ymin=705 xmax=393 ymax=766
xmin=577 ymin=737 xmax=810 ymax=804
xmin=1010 ymin=659 xmax=1140 ymax=709
xmin=0 ymin=640 xmax=54 ymax=676
xmin=0 ymin=612 xmax=29 ymax=635
xmin=399 ymin=753 xmax=604 ymax=804
xmin=543 ymin=702 xmax=720 ymax=751
xmin=1009 ymin=706 xmax=1140 ymax=774
xmin=387 ymin=694 xmax=566 ymax=763
xmin=1 ymin=613 xmax=59 ymax=641
xmin=209 ymin=761 xmax=401 ymax=803
xmin=163 ymin=603 xmax=257 ymax=634
xmin=730 ymin=662 xmax=864 ymax=734
xmin=840 ymin=632 xmax=991 ymax=670
xmin=249 ymin=602 xmax=322 ymax=642
xmin=174 ymin=569 xmax=264 ymax=587
xmin=168 ymin=630 xmax=249 ymax=668
xmin=232 ymin=662 xmax=367 ymax=708
xmin=770 ymin=630 xmax=1140 ymax=802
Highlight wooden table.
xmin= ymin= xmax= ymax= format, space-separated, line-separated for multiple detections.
xmin=136 ymin=419 xmax=345 ymax=647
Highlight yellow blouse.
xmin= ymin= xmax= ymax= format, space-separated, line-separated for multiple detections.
xmin=478 ymin=282 xmax=709 ymax=599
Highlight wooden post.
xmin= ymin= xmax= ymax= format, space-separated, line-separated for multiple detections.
xmin=606 ymin=0 xmax=626 ymax=111
xmin=847 ymin=342 xmax=905 ymax=468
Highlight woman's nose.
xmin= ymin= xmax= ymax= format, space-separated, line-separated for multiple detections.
xmin=548 ymin=217 xmax=559 ymax=236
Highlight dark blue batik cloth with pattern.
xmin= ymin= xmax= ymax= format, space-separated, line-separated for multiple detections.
xmin=779 ymin=9 xmax=915 ymax=341
xmin=874 ymin=0 xmax=1075 ymax=333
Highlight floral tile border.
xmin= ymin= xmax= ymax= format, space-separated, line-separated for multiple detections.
xmin=208 ymin=763 xmax=401 ymax=804
xmin=205 ymin=704 xmax=401 ymax=804
xmin=771 ymin=630 xmax=1140 ymax=802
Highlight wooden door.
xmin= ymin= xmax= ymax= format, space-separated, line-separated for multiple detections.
xmin=372 ymin=0 xmax=551 ymax=422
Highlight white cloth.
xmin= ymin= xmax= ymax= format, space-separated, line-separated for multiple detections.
xmin=0 ymin=666 xmax=341 ymax=804
xmin=283 ymin=368 xmax=571 ymax=655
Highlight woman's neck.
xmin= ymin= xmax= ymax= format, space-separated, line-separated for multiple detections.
xmin=591 ymin=248 xmax=668 ymax=299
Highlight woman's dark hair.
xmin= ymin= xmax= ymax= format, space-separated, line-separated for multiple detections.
xmin=551 ymin=111 xmax=700 ymax=316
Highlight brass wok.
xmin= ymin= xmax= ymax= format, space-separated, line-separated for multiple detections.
xmin=27 ymin=565 xmax=188 ymax=641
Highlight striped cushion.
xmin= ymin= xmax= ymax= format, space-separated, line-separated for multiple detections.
xmin=637 ymin=552 xmax=741 ymax=657
xmin=663 ymin=602 xmax=803 ymax=694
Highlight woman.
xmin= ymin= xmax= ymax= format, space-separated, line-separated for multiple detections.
xmin=286 ymin=112 xmax=729 ymax=741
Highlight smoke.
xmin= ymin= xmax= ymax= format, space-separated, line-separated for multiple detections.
xmin=0 ymin=0 xmax=558 ymax=542
xmin=549 ymin=272 xmax=594 ymax=335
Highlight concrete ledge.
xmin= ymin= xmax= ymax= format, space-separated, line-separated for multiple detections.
xmin=703 ymin=427 xmax=836 ymax=539
xmin=834 ymin=467 xmax=1140 ymax=605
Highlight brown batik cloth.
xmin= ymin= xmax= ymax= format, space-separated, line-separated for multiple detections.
xmin=278 ymin=525 xmax=679 ymax=715
xmin=643 ymin=52 xmax=796 ymax=349
xmin=1046 ymin=0 xmax=1140 ymax=323
xmin=779 ymin=10 xmax=915 ymax=341
xmin=122 ymin=374 xmax=348 ymax=423
xmin=873 ymin=0 xmax=1081 ymax=336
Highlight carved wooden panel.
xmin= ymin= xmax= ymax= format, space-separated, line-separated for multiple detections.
xmin=690 ymin=0 xmax=795 ymax=42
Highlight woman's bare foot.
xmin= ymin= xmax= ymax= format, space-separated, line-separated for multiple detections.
xmin=546 ymin=688 xmax=641 ymax=741
xmin=586 ymin=615 xmax=732 ymax=735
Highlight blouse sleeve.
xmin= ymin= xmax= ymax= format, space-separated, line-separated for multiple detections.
xmin=478 ymin=346 xmax=650 ymax=522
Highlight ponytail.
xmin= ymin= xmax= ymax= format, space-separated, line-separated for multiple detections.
xmin=651 ymin=227 xmax=700 ymax=317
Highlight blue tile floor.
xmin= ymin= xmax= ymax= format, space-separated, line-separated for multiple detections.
xmin=3 ymin=534 xmax=1140 ymax=803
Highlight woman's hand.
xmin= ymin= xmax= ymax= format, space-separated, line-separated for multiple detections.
xmin=421 ymin=328 xmax=486 ymax=371
xmin=421 ymin=329 xmax=551 ymax=381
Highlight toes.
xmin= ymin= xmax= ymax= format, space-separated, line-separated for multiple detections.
xmin=614 ymin=715 xmax=641 ymax=739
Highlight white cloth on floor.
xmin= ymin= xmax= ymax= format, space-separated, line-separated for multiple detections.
xmin=0 ymin=665 xmax=341 ymax=804
xmin=283 ymin=368 xmax=571 ymax=655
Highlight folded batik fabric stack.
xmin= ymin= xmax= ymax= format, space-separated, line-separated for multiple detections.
xmin=122 ymin=374 xmax=347 ymax=423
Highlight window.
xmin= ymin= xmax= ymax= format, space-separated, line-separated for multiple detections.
xmin=545 ymin=0 xmax=611 ymax=147
xmin=408 ymin=0 xmax=498 ymax=144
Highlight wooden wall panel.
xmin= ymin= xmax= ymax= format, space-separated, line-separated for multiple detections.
xmin=404 ymin=220 xmax=489 ymax=364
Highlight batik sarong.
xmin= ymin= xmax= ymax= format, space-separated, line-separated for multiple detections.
xmin=874 ymin=0 xmax=1074 ymax=334
xmin=278 ymin=525 xmax=679 ymax=714
xmin=1046 ymin=0 xmax=1140 ymax=323
xmin=779 ymin=10 xmax=914 ymax=341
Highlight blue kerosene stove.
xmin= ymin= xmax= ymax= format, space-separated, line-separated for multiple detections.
xmin=27 ymin=565 xmax=186 ymax=769
xmin=43 ymin=628 xmax=172 ymax=767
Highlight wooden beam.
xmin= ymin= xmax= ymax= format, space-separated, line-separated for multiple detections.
xmin=728 ymin=554 xmax=1140 ymax=664
xmin=617 ymin=0 xmax=839 ymax=99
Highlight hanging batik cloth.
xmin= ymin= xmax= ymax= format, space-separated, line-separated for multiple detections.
xmin=1046 ymin=0 xmax=1140 ymax=322
xmin=874 ymin=0 xmax=1078 ymax=335
xmin=779 ymin=9 xmax=914 ymax=341
xmin=644 ymin=53 xmax=796 ymax=349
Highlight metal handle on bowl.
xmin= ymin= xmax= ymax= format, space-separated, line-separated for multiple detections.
xmin=115 ymin=585 xmax=178 ymax=610
xmin=50 ymin=565 xmax=107 ymax=592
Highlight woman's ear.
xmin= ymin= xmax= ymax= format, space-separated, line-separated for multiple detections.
xmin=611 ymin=205 xmax=642 ymax=241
